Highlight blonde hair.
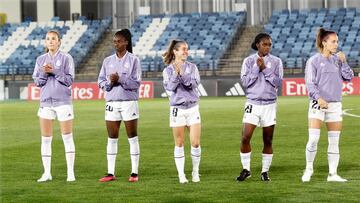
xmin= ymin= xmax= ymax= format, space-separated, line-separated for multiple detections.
xmin=316 ymin=27 xmax=336 ymax=52
xmin=162 ymin=39 xmax=187 ymax=65
xmin=45 ymin=30 xmax=61 ymax=53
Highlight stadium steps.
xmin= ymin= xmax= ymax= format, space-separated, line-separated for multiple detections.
xmin=76 ymin=30 xmax=115 ymax=80
xmin=215 ymin=25 xmax=263 ymax=76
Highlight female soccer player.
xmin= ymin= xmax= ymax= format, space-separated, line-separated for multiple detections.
xmin=237 ymin=33 xmax=283 ymax=182
xmin=32 ymin=30 xmax=76 ymax=182
xmin=162 ymin=39 xmax=202 ymax=184
xmin=301 ymin=28 xmax=354 ymax=182
xmin=98 ymin=29 xmax=141 ymax=182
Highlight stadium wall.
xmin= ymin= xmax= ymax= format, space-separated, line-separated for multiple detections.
xmin=1 ymin=77 xmax=360 ymax=101
xmin=1 ymin=0 xmax=360 ymax=26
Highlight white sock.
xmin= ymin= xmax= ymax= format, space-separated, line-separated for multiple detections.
xmin=328 ymin=131 xmax=340 ymax=175
xmin=107 ymin=138 xmax=118 ymax=175
xmin=174 ymin=146 xmax=185 ymax=176
xmin=62 ymin=133 xmax=75 ymax=177
xmin=262 ymin=153 xmax=273 ymax=173
xmin=305 ymin=128 xmax=320 ymax=171
xmin=128 ymin=136 xmax=140 ymax=174
xmin=191 ymin=146 xmax=201 ymax=173
xmin=240 ymin=152 xmax=251 ymax=171
xmin=41 ymin=136 xmax=52 ymax=175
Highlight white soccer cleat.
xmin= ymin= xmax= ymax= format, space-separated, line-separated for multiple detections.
xmin=179 ymin=175 xmax=189 ymax=184
xmin=37 ymin=173 xmax=52 ymax=182
xmin=302 ymin=169 xmax=313 ymax=182
xmin=192 ymin=172 xmax=200 ymax=183
xmin=327 ymin=174 xmax=347 ymax=182
xmin=67 ymin=174 xmax=76 ymax=182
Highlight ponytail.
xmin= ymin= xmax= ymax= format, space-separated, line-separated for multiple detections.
xmin=163 ymin=39 xmax=186 ymax=65
xmin=316 ymin=27 xmax=337 ymax=52
xmin=115 ymin=29 xmax=133 ymax=53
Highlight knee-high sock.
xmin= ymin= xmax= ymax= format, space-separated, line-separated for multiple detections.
xmin=191 ymin=146 xmax=201 ymax=173
xmin=41 ymin=136 xmax=52 ymax=175
xmin=62 ymin=133 xmax=75 ymax=176
xmin=128 ymin=136 xmax=140 ymax=174
xmin=174 ymin=146 xmax=185 ymax=176
xmin=262 ymin=153 xmax=273 ymax=173
xmin=328 ymin=131 xmax=340 ymax=175
xmin=305 ymin=128 xmax=320 ymax=171
xmin=240 ymin=152 xmax=251 ymax=171
xmin=107 ymin=138 xmax=118 ymax=175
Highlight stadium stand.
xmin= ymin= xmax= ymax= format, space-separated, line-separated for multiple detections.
xmin=264 ymin=7 xmax=360 ymax=69
xmin=130 ymin=12 xmax=246 ymax=72
xmin=0 ymin=17 xmax=111 ymax=75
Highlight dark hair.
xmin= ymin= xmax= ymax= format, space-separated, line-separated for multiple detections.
xmin=316 ymin=28 xmax=337 ymax=52
xmin=45 ymin=30 xmax=61 ymax=53
xmin=251 ymin=33 xmax=271 ymax=50
xmin=115 ymin=29 xmax=133 ymax=53
xmin=162 ymin=39 xmax=187 ymax=65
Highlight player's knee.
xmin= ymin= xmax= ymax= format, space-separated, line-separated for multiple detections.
xmin=191 ymin=143 xmax=200 ymax=148
xmin=127 ymin=132 xmax=137 ymax=138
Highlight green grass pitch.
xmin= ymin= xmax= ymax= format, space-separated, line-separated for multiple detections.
xmin=1 ymin=96 xmax=360 ymax=202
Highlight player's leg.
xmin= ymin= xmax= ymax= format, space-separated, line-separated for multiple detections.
xmin=189 ymin=123 xmax=201 ymax=182
xmin=325 ymin=103 xmax=346 ymax=182
xmin=237 ymin=123 xmax=256 ymax=181
xmin=261 ymin=125 xmax=274 ymax=181
xmin=58 ymin=105 xmax=76 ymax=182
xmin=38 ymin=117 xmax=53 ymax=182
xmin=100 ymin=102 xmax=121 ymax=182
xmin=302 ymin=100 xmax=323 ymax=182
xmin=124 ymin=119 xmax=140 ymax=182
xmin=173 ymin=126 xmax=188 ymax=183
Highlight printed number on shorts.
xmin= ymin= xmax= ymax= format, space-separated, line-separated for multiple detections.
xmin=172 ymin=108 xmax=178 ymax=117
xmin=244 ymin=104 xmax=253 ymax=113
xmin=311 ymin=100 xmax=320 ymax=110
xmin=105 ymin=105 xmax=113 ymax=112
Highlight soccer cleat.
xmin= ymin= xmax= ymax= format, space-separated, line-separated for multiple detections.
xmin=327 ymin=174 xmax=347 ymax=182
xmin=302 ymin=169 xmax=313 ymax=182
xmin=67 ymin=174 xmax=76 ymax=182
xmin=261 ymin=171 xmax=271 ymax=181
xmin=99 ymin=174 xmax=116 ymax=182
xmin=128 ymin=173 xmax=139 ymax=182
xmin=192 ymin=172 xmax=200 ymax=183
xmin=37 ymin=173 xmax=52 ymax=182
xmin=179 ymin=175 xmax=189 ymax=184
xmin=236 ymin=169 xmax=251 ymax=181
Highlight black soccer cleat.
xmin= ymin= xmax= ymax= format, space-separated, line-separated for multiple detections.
xmin=261 ymin=171 xmax=271 ymax=181
xmin=236 ymin=169 xmax=251 ymax=181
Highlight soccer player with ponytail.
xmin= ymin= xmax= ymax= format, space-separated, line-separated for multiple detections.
xmin=302 ymin=28 xmax=354 ymax=182
xmin=32 ymin=30 xmax=76 ymax=182
xmin=162 ymin=39 xmax=202 ymax=184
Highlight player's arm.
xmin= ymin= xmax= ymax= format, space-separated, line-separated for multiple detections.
xmin=240 ymin=58 xmax=259 ymax=88
xmin=336 ymin=52 xmax=354 ymax=82
xmin=98 ymin=61 xmax=112 ymax=92
xmin=179 ymin=65 xmax=200 ymax=89
xmin=53 ymin=54 xmax=74 ymax=87
xmin=163 ymin=68 xmax=180 ymax=91
xmin=262 ymin=58 xmax=283 ymax=88
xmin=118 ymin=58 xmax=142 ymax=90
xmin=305 ymin=59 xmax=321 ymax=101
xmin=32 ymin=59 xmax=48 ymax=87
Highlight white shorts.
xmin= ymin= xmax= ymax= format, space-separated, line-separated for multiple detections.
xmin=170 ymin=105 xmax=201 ymax=127
xmin=308 ymin=100 xmax=342 ymax=122
xmin=105 ymin=101 xmax=139 ymax=121
xmin=37 ymin=105 xmax=74 ymax=121
xmin=242 ymin=102 xmax=277 ymax=127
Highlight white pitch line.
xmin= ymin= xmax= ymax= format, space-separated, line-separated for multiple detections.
xmin=343 ymin=109 xmax=360 ymax=118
